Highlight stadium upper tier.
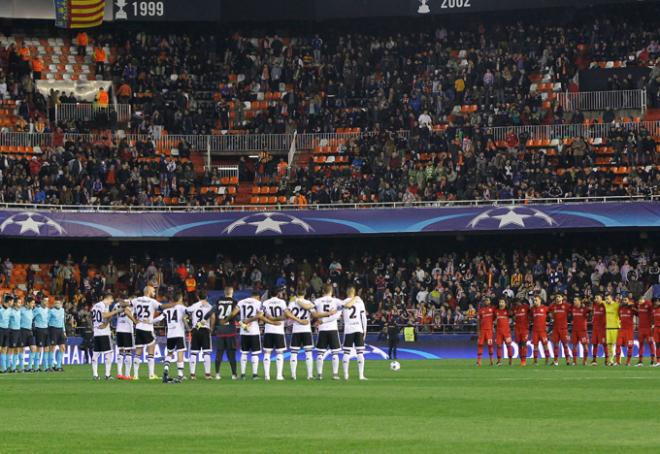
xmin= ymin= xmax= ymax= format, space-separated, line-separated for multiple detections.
xmin=0 ymin=124 xmax=657 ymax=208
xmin=0 ymin=5 xmax=658 ymax=137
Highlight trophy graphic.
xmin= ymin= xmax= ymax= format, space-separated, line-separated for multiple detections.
xmin=115 ymin=0 xmax=128 ymax=20
xmin=418 ymin=0 xmax=431 ymax=14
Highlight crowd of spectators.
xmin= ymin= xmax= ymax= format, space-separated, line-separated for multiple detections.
xmin=1 ymin=5 xmax=659 ymax=136
xmin=7 ymin=244 xmax=660 ymax=336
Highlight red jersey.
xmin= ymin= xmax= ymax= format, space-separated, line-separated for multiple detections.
xmin=495 ymin=308 xmax=511 ymax=333
xmin=619 ymin=305 xmax=634 ymax=331
xmin=591 ymin=302 xmax=606 ymax=328
xmin=478 ymin=306 xmax=495 ymax=331
xmin=513 ymin=304 xmax=530 ymax=331
xmin=637 ymin=300 xmax=653 ymax=331
xmin=532 ymin=305 xmax=549 ymax=331
xmin=571 ymin=306 xmax=589 ymax=332
xmin=549 ymin=301 xmax=571 ymax=330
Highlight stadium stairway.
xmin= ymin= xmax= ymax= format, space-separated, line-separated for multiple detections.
xmin=235 ymin=182 xmax=254 ymax=205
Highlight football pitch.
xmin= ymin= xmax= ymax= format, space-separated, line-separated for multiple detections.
xmin=1 ymin=360 xmax=660 ymax=453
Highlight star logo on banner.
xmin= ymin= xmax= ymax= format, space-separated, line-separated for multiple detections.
xmin=467 ymin=207 xmax=556 ymax=229
xmin=0 ymin=212 xmax=66 ymax=236
xmin=223 ymin=213 xmax=314 ymax=235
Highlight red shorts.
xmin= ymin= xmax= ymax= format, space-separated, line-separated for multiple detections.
xmin=654 ymin=328 xmax=660 ymax=343
xmin=638 ymin=329 xmax=652 ymax=342
xmin=572 ymin=330 xmax=588 ymax=344
xmin=531 ymin=330 xmax=548 ymax=345
xmin=551 ymin=328 xmax=569 ymax=344
xmin=591 ymin=328 xmax=605 ymax=345
xmin=514 ymin=330 xmax=528 ymax=344
xmin=496 ymin=331 xmax=512 ymax=345
xmin=478 ymin=330 xmax=493 ymax=345
xmin=616 ymin=329 xmax=634 ymax=346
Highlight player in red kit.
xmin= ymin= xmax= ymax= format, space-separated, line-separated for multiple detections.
xmin=548 ymin=295 xmax=571 ymax=366
xmin=513 ymin=299 xmax=531 ymax=366
xmin=635 ymin=297 xmax=656 ymax=366
xmin=570 ymin=297 xmax=589 ymax=366
xmin=653 ymin=298 xmax=660 ymax=368
xmin=590 ymin=295 xmax=608 ymax=366
xmin=494 ymin=299 xmax=513 ymax=366
xmin=531 ymin=296 xmax=551 ymax=366
xmin=615 ymin=296 xmax=635 ymax=366
xmin=476 ymin=298 xmax=495 ymax=366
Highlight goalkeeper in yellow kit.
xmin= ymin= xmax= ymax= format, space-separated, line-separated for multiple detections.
xmin=604 ymin=295 xmax=620 ymax=366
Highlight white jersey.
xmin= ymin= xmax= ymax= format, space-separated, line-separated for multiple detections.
xmin=262 ymin=297 xmax=287 ymax=335
xmin=187 ymin=301 xmax=213 ymax=329
xmin=132 ymin=296 xmax=161 ymax=332
xmin=91 ymin=301 xmax=111 ymax=337
xmin=342 ymin=296 xmax=367 ymax=334
xmin=237 ymin=297 xmax=262 ymax=336
xmin=288 ymin=298 xmax=314 ymax=333
xmin=314 ymin=295 xmax=344 ymax=332
xmin=158 ymin=305 xmax=187 ymax=338
xmin=115 ymin=307 xmax=134 ymax=334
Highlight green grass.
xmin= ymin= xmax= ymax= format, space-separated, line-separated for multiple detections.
xmin=1 ymin=360 xmax=660 ymax=453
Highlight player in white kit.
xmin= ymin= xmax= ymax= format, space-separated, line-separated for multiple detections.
xmin=152 ymin=291 xmax=188 ymax=383
xmin=287 ymin=287 xmax=315 ymax=380
xmin=261 ymin=288 xmax=288 ymax=380
xmin=115 ymin=295 xmax=139 ymax=380
xmin=90 ymin=292 xmax=124 ymax=380
xmin=131 ymin=285 xmax=178 ymax=380
xmin=313 ymin=284 xmax=343 ymax=380
xmin=224 ymin=290 xmax=277 ymax=380
xmin=341 ymin=287 xmax=368 ymax=380
xmin=186 ymin=291 xmax=214 ymax=380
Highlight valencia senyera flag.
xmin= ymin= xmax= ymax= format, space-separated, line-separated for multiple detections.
xmin=54 ymin=0 xmax=105 ymax=29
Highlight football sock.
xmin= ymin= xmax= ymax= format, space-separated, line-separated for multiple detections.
xmin=189 ymin=354 xmax=197 ymax=375
xmin=0 ymin=353 xmax=6 ymax=371
xmin=215 ymin=350 xmax=222 ymax=374
xmin=203 ymin=353 xmax=211 ymax=375
xmin=263 ymin=351 xmax=272 ymax=379
xmin=117 ymin=353 xmax=124 ymax=376
xmin=477 ymin=344 xmax=483 ymax=359
xmin=147 ymin=354 xmax=155 ymax=376
xmin=305 ymin=351 xmax=314 ymax=378
xmin=240 ymin=352 xmax=248 ymax=375
xmin=496 ymin=344 xmax=502 ymax=360
xmin=316 ymin=353 xmax=324 ymax=376
xmin=124 ymin=354 xmax=133 ymax=377
xmin=487 ymin=345 xmax=493 ymax=359
xmin=275 ymin=352 xmax=284 ymax=378
xmin=9 ymin=353 xmax=15 ymax=370
xmin=506 ymin=343 xmax=513 ymax=359
xmin=16 ymin=351 xmax=23 ymax=370
xmin=56 ymin=350 xmax=62 ymax=368
xmin=163 ymin=359 xmax=170 ymax=375
xmin=290 ymin=350 xmax=298 ymax=379
xmin=228 ymin=350 xmax=237 ymax=375
xmin=91 ymin=351 xmax=100 ymax=377
xmin=104 ymin=353 xmax=112 ymax=377
xmin=331 ymin=353 xmax=339 ymax=375
xmin=342 ymin=354 xmax=350 ymax=379
xmin=177 ymin=361 xmax=184 ymax=377
xmin=133 ymin=357 xmax=141 ymax=377
xmin=42 ymin=351 xmax=49 ymax=369
xmin=357 ymin=353 xmax=365 ymax=378
xmin=250 ymin=354 xmax=259 ymax=375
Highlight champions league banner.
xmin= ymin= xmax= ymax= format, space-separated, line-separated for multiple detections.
xmin=0 ymin=202 xmax=658 ymax=239
xmin=17 ymin=334 xmax=657 ymax=365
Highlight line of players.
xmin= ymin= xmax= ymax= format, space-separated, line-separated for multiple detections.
xmin=0 ymin=294 xmax=67 ymax=373
xmin=89 ymin=283 xmax=369 ymax=381
xmin=477 ymin=294 xmax=660 ymax=367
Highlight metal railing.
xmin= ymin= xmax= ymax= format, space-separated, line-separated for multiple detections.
xmin=55 ymin=103 xmax=132 ymax=124
xmin=0 ymin=195 xmax=654 ymax=214
xmin=491 ymin=120 xmax=660 ymax=141
xmin=557 ymin=89 xmax=646 ymax=112
xmin=2 ymin=120 xmax=659 ymax=154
